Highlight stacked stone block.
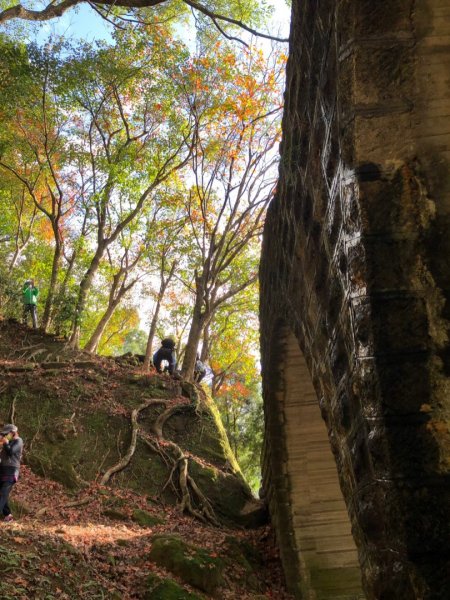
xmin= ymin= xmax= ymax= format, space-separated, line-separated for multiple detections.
xmin=260 ymin=1 xmax=450 ymax=598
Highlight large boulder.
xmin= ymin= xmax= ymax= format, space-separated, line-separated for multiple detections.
xmin=0 ymin=321 xmax=260 ymax=527
xmin=148 ymin=534 xmax=225 ymax=595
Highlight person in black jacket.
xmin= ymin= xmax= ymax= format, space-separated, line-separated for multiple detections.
xmin=153 ymin=338 xmax=177 ymax=375
xmin=0 ymin=424 xmax=23 ymax=522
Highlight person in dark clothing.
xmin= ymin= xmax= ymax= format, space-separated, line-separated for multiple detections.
xmin=194 ymin=355 xmax=207 ymax=383
xmin=22 ymin=279 xmax=39 ymax=329
xmin=153 ymin=338 xmax=177 ymax=375
xmin=0 ymin=424 xmax=23 ymax=522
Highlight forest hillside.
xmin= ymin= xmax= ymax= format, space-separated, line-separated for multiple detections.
xmin=0 ymin=318 xmax=291 ymax=599
xmin=0 ymin=3 xmax=291 ymax=597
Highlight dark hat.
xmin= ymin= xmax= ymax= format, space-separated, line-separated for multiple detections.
xmin=161 ymin=337 xmax=175 ymax=349
xmin=0 ymin=424 xmax=18 ymax=435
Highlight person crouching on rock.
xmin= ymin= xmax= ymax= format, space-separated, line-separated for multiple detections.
xmin=153 ymin=337 xmax=177 ymax=375
xmin=0 ymin=424 xmax=23 ymax=523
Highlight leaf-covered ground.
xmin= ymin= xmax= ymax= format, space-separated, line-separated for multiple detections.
xmin=0 ymin=320 xmax=293 ymax=599
xmin=3 ymin=467 xmax=292 ymax=599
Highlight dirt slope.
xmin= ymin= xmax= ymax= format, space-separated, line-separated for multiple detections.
xmin=2 ymin=466 xmax=291 ymax=599
xmin=0 ymin=319 xmax=292 ymax=599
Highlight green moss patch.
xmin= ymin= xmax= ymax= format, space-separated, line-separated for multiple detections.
xmin=166 ymin=388 xmax=242 ymax=474
xmin=102 ymin=495 xmax=126 ymax=509
xmin=223 ymin=536 xmax=264 ymax=592
xmin=188 ymin=460 xmax=262 ymax=527
xmin=145 ymin=574 xmax=202 ymax=600
xmin=132 ymin=508 xmax=165 ymax=527
xmin=102 ymin=508 xmax=128 ymax=521
xmin=148 ymin=535 xmax=225 ymax=595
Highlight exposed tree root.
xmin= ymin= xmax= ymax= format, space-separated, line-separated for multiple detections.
xmin=15 ymin=342 xmax=45 ymax=353
xmin=140 ymin=398 xmax=221 ymax=527
xmin=9 ymin=392 xmax=18 ymax=423
xmin=100 ymin=398 xmax=167 ymax=485
xmin=21 ymin=347 xmax=48 ymax=361
xmin=186 ymin=472 xmax=218 ymax=524
xmin=142 ymin=436 xmax=219 ymax=526
xmin=36 ymin=496 xmax=92 ymax=516
xmin=33 ymin=385 xmax=221 ymax=527
xmin=170 ymin=443 xmax=220 ymax=526
xmin=151 ymin=403 xmax=196 ymax=439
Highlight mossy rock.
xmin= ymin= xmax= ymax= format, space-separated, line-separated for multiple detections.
xmin=235 ymin=498 xmax=269 ymax=529
xmin=188 ymin=460 xmax=267 ymax=528
xmin=132 ymin=508 xmax=165 ymax=527
xmin=224 ymin=536 xmax=263 ymax=568
xmin=102 ymin=508 xmax=128 ymax=521
xmin=148 ymin=535 xmax=224 ymax=595
xmin=145 ymin=574 xmax=202 ymax=600
xmin=167 ymin=389 xmax=240 ymax=472
xmin=113 ymin=438 xmax=173 ymax=501
xmin=22 ymin=405 xmax=125 ymax=490
xmin=223 ymin=536 xmax=264 ymax=592
xmin=102 ymin=495 xmax=126 ymax=509
xmin=0 ymin=331 xmax=257 ymax=528
xmin=27 ymin=453 xmax=81 ymax=489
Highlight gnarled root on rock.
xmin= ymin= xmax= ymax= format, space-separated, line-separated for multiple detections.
xmin=100 ymin=395 xmax=220 ymax=527
xmin=99 ymin=398 xmax=167 ymax=485
xmin=142 ymin=436 xmax=220 ymax=527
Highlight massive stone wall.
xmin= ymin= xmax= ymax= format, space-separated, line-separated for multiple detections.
xmin=260 ymin=1 xmax=450 ymax=599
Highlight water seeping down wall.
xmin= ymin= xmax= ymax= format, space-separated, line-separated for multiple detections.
xmin=260 ymin=1 xmax=450 ymax=599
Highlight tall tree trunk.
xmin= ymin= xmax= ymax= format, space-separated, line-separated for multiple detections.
xmin=181 ymin=285 xmax=208 ymax=380
xmin=9 ymin=192 xmax=35 ymax=272
xmin=69 ymin=242 xmax=105 ymax=348
xmin=84 ymin=261 xmax=138 ymax=353
xmin=83 ymin=296 xmax=122 ymax=354
xmin=54 ymin=209 xmax=89 ymax=335
xmin=52 ymin=249 xmax=77 ymax=335
xmin=143 ymin=260 xmax=177 ymax=370
xmin=41 ymin=240 xmax=61 ymax=331
xmin=200 ymin=323 xmax=210 ymax=363
xmin=232 ymin=411 xmax=238 ymax=459
xmin=9 ymin=246 xmax=22 ymax=272
xmin=143 ymin=299 xmax=162 ymax=370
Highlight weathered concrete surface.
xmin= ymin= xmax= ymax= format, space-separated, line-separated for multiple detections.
xmin=260 ymin=1 xmax=450 ymax=599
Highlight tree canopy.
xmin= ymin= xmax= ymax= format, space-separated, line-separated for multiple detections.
xmin=0 ymin=0 xmax=289 ymax=45
xmin=0 ymin=1 xmax=288 ymax=488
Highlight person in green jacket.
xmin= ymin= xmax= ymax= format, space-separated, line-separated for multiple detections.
xmin=22 ymin=279 xmax=39 ymax=329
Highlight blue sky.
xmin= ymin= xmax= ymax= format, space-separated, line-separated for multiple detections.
xmin=32 ymin=4 xmax=115 ymax=45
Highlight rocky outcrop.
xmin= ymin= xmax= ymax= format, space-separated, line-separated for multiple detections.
xmin=260 ymin=1 xmax=450 ymax=598
xmin=0 ymin=319 xmax=264 ymax=529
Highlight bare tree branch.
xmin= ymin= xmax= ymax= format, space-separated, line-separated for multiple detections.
xmin=183 ymin=0 xmax=289 ymax=43
xmin=0 ymin=0 xmax=80 ymax=24
xmin=0 ymin=0 xmax=290 ymax=45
